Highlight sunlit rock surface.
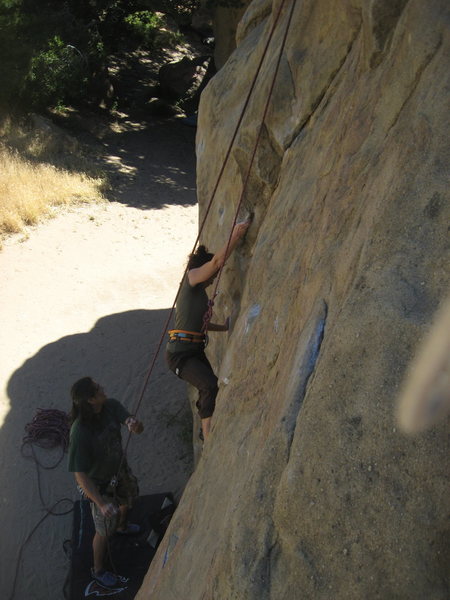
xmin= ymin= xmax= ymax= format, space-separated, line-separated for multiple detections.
xmin=137 ymin=0 xmax=449 ymax=598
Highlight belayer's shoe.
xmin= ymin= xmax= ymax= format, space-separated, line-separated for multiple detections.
xmin=116 ymin=523 xmax=140 ymax=535
xmin=91 ymin=568 xmax=118 ymax=588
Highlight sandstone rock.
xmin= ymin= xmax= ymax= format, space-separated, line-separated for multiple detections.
xmin=137 ymin=0 xmax=450 ymax=598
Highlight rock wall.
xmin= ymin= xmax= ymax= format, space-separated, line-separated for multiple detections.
xmin=137 ymin=0 xmax=450 ymax=598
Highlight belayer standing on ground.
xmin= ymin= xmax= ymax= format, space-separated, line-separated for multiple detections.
xmin=68 ymin=377 xmax=144 ymax=589
xmin=166 ymin=221 xmax=250 ymax=441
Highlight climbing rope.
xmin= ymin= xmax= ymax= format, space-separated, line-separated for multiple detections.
xmin=13 ymin=4 xmax=299 ymax=595
xmin=203 ymin=0 xmax=298 ymax=333
xmin=21 ymin=408 xmax=71 ymax=506
xmin=113 ymin=0 xmax=298 ymax=485
xmin=10 ymin=410 xmax=74 ymax=600
xmin=8 ymin=497 xmax=75 ymax=600
xmin=22 ymin=407 xmax=70 ymax=459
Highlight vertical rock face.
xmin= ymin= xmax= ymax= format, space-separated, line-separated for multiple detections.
xmin=137 ymin=0 xmax=449 ymax=598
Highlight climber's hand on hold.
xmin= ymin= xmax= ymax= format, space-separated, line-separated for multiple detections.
xmin=233 ymin=221 xmax=250 ymax=241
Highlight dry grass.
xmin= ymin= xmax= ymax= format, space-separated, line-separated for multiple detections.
xmin=0 ymin=116 xmax=108 ymax=244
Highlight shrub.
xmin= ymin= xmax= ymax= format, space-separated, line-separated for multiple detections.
xmin=124 ymin=10 xmax=164 ymax=48
xmin=27 ymin=36 xmax=89 ymax=110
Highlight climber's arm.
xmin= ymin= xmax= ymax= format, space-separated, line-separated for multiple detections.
xmin=188 ymin=222 xmax=249 ymax=287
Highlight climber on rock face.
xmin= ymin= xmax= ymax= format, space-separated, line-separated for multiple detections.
xmin=166 ymin=221 xmax=250 ymax=441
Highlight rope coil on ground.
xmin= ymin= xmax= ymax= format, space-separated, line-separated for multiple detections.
xmin=10 ymin=410 xmax=74 ymax=600
xmin=21 ymin=407 xmax=70 ymax=462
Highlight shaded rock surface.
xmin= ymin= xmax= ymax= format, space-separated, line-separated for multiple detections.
xmin=137 ymin=0 xmax=450 ymax=598
xmin=212 ymin=0 xmax=252 ymax=69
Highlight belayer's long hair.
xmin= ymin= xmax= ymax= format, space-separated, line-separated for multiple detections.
xmin=69 ymin=376 xmax=97 ymax=425
xmin=187 ymin=245 xmax=213 ymax=270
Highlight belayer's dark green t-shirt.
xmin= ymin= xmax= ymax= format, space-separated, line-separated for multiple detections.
xmin=167 ymin=275 xmax=208 ymax=354
xmin=68 ymin=398 xmax=130 ymax=485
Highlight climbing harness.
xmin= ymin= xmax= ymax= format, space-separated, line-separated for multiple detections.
xmin=168 ymin=329 xmax=207 ymax=344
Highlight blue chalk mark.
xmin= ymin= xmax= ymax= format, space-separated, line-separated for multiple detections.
xmin=245 ymin=304 xmax=261 ymax=333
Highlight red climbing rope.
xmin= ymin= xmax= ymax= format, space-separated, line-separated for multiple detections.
xmin=8 ymin=497 xmax=74 ymax=600
xmin=22 ymin=407 xmax=70 ymax=456
xmin=117 ymin=0 xmax=298 ymax=466
xmin=11 ymin=411 xmax=74 ymax=600
xmin=21 ymin=408 xmax=71 ymax=505
xmin=203 ymin=0 xmax=298 ymax=333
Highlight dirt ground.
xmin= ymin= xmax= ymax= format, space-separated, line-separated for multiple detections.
xmin=0 ymin=114 xmax=198 ymax=600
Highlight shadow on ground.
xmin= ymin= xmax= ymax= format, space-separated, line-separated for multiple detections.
xmin=2 ymin=308 xmax=193 ymax=600
xmin=49 ymin=108 xmax=199 ymax=210
xmin=97 ymin=116 xmax=198 ymax=210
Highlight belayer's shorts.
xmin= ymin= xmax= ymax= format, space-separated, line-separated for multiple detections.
xmin=91 ymin=463 xmax=139 ymax=536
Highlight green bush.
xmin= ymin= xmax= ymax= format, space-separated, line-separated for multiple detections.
xmin=27 ymin=36 xmax=89 ymax=109
xmin=124 ymin=10 xmax=163 ymax=47
xmin=0 ymin=0 xmax=202 ymax=111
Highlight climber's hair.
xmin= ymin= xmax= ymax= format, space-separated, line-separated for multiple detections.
xmin=187 ymin=245 xmax=214 ymax=270
xmin=69 ymin=376 xmax=98 ymax=425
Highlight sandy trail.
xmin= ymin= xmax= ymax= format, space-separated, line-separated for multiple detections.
xmin=0 ymin=117 xmax=198 ymax=599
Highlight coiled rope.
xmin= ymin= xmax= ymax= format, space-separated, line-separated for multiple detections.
xmin=9 ymin=409 xmax=74 ymax=600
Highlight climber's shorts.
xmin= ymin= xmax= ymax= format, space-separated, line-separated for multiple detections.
xmin=166 ymin=350 xmax=218 ymax=419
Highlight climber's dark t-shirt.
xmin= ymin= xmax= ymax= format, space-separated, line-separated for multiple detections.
xmin=167 ymin=275 xmax=208 ymax=354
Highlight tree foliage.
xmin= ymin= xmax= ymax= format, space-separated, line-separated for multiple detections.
xmin=0 ymin=0 xmax=202 ymax=111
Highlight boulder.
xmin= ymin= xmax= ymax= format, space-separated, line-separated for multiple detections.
xmin=158 ymin=56 xmax=211 ymax=102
